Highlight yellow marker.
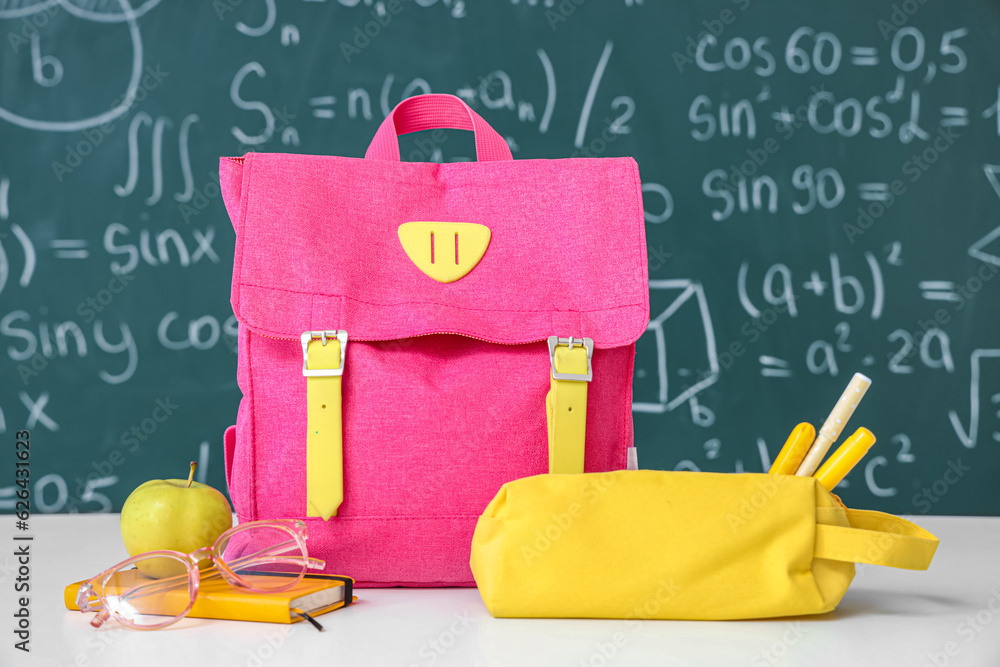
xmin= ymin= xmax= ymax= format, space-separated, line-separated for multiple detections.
xmin=796 ymin=373 xmax=872 ymax=476
xmin=768 ymin=423 xmax=816 ymax=474
xmin=815 ymin=427 xmax=877 ymax=491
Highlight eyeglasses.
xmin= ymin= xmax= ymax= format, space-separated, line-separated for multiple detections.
xmin=76 ymin=519 xmax=325 ymax=630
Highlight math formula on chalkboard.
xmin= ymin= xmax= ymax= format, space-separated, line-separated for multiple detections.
xmin=0 ymin=0 xmax=997 ymax=515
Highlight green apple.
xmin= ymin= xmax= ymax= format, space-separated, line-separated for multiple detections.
xmin=120 ymin=462 xmax=233 ymax=579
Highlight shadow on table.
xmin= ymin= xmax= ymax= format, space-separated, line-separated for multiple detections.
xmin=825 ymin=588 xmax=969 ymax=619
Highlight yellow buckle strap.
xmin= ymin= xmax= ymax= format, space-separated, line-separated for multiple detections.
xmin=302 ymin=331 xmax=347 ymax=521
xmin=546 ymin=336 xmax=593 ymax=474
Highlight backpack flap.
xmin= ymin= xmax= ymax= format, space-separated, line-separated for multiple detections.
xmin=219 ymin=153 xmax=648 ymax=347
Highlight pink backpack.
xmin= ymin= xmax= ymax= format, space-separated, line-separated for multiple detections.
xmin=219 ymin=94 xmax=649 ymax=586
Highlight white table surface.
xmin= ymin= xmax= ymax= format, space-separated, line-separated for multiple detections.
xmin=1 ymin=514 xmax=998 ymax=667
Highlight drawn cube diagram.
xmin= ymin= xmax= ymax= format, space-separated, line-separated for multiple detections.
xmin=632 ymin=279 xmax=719 ymax=414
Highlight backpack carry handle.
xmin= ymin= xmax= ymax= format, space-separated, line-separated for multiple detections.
xmin=365 ymin=93 xmax=513 ymax=162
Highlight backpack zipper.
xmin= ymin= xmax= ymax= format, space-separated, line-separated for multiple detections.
xmin=254 ymin=331 xmax=542 ymax=345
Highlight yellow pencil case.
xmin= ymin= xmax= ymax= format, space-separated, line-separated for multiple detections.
xmin=470 ymin=470 xmax=939 ymax=620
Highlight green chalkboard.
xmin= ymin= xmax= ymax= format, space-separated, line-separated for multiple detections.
xmin=1 ymin=0 xmax=998 ymax=515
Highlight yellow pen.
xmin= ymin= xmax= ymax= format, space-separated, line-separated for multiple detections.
xmin=768 ymin=423 xmax=816 ymax=475
xmin=814 ymin=427 xmax=877 ymax=491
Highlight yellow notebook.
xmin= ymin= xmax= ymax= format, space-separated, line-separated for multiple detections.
xmin=65 ymin=570 xmax=355 ymax=625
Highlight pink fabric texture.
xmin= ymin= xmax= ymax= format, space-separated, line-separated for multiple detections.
xmin=219 ymin=94 xmax=649 ymax=586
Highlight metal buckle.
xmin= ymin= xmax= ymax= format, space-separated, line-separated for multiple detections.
xmin=547 ymin=336 xmax=594 ymax=382
xmin=301 ymin=330 xmax=348 ymax=377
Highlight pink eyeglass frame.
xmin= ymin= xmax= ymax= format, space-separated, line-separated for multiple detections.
xmin=75 ymin=519 xmax=325 ymax=630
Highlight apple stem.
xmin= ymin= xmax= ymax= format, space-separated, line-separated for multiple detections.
xmin=187 ymin=461 xmax=197 ymax=488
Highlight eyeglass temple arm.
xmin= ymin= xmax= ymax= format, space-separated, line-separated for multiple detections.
xmin=222 ymin=540 xmax=326 ymax=570
xmin=121 ymin=555 xmax=326 ymax=604
xmin=119 ymin=572 xmax=193 ymax=602
xmin=226 ymin=554 xmax=326 ymax=571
